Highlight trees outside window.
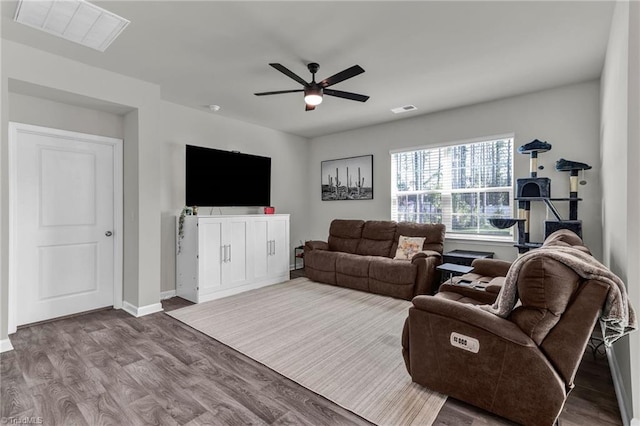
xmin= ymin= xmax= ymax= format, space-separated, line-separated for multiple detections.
xmin=391 ymin=137 xmax=514 ymax=240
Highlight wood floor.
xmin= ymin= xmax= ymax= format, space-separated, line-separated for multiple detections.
xmin=1 ymin=273 xmax=623 ymax=426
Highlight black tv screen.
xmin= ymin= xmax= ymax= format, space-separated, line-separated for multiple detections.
xmin=186 ymin=145 xmax=271 ymax=207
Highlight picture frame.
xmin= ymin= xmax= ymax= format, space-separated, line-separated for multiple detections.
xmin=321 ymin=155 xmax=373 ymax=201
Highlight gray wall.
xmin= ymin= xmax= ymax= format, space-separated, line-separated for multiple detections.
xmin=1 ymin=40 xmax=162 ymax=339
xmin=307 ymin=81 xmax=602 ymax=262
xmin=600 ymin=0 xmax=640 ymax=422
xmin=0 ymin=42 xmax=311 ymax=321
xmin=8 ymin=92 xmax=124 ymax=138
xmin=158 ymin=101 xmax=309 ymax=293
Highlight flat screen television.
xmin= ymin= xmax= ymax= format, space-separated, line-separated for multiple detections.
xmin=186 ymin=145 xmax=271 ymax=207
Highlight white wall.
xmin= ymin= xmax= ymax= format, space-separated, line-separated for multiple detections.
xmin=601 ymin=1 xmax=640 ymax=423
xmin=8 ymin=92 xmax=125 ymax=138
xmin=308 ymin=81 xmax=602 ymax=262
xmin=1 ymin=40 xmax=162 ymax=337
xmin=628 ymin=1 xmax=640 ymax=420
xmin=159 ymin=101 xmax=309 ymax=293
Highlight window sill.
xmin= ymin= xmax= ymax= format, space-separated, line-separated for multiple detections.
xmin=445 ymin=234 xmax=516 ymax=246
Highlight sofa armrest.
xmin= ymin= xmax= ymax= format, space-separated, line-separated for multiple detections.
xmin=411 ymin=250 xmax=442 ymax=261
xmin=411 ymin=295 xmax=534 ymax=347
xmin=437 ymin=283 xmax=499 ymax=304
xmin=304 ymin=240 xmax=328 ymax=251
xmin=411 ymin=254 xmax=443 ymax=296
xmin=470 ymin=258 xmax=512 ymax=278
xmin=485 ymin=277 xmax=505 ymax=295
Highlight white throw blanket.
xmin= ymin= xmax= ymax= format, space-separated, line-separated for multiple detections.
xmin=480 ymin=246 xmax=637 ymax=346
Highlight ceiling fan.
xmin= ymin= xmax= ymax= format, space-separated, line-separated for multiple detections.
xmin=254 ymin=62 xmax=369 ymax=111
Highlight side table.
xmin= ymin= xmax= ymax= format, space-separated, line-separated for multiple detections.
xmin=443 ymin=249 xmax=494 ymax=266
xmin=436 ymin=263 xmax=474 ymax=283
xmin=294 ymin=245 xmax=304 ymax=270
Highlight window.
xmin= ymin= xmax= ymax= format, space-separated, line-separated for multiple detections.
xmin=391 ymin=136 xmax=514 ymax=240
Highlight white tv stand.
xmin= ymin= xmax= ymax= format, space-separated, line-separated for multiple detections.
xmin=176 ymin=214 xmax=290 ymax=303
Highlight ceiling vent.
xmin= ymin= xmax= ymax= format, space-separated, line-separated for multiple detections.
xmin=14 ymin=0 xmax=130 ymax=52
xmin=391 ymin=105 xmax=418 ymax=114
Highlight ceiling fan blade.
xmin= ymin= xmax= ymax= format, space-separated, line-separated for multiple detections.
xmin=324 ymin=89 xmax=370 ymax=102
xmin=254 ymin=89 xmax=304 ymax=96
xmin=320 ymin=65 xmax=365 ymax=88
xmin=305 ymin=104 xmax=316 ymax=111
xmin=269 ymin=63 xmax=310 ymax=87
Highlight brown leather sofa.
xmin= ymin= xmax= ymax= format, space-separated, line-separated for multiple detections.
xmin=402 ymin=231 xmax=608 ymax=425
xmin=304 ymin=219 xmax=445 ymax=299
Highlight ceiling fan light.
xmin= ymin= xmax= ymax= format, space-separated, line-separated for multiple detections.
xmin=304 ymin=88 xmax=323 ymax=106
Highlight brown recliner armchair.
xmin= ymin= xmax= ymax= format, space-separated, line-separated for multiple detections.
xmin=402 ymin=254 xmax=609 ymax=425
xmin=437 ymin=229 xmax=591 ymax=305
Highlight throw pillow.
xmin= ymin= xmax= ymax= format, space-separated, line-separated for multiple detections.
xmin=394 ymin=235 xmax=426 ymax=260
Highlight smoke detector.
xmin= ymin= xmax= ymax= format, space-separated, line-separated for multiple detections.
xmin=14 ymin=0 xmax=130 ymax=52
xmin=391 ymin=105 xmax=418 ymax=114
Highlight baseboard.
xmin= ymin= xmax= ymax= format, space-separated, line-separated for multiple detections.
xmin=122 ymin=301 xmax=164 ymax=318
xmin=160 ymin=290 xmax=176 ymax=300
xmin=0 ymin=338 xmax=14 ymax=353
xmin=607 ymin=345 xmax=634 ymax=425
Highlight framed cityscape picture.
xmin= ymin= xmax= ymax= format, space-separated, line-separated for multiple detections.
xmin=321 ymin=155 xmax=373 ymax=201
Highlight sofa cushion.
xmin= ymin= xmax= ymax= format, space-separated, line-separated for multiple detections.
xmin=392 ymin=222 xmax=445 ymax=255
xmin=328 ymin=219 xmax=365 ymax=254
xmin=356 ymin=221 xmax=397 ymax=257
xmin=509 ymin=257 xmax=580 ymax=345
xmin=336 ymin=253 xmax=371 ymax=277
xmin=370 ymin=257 xmax=417 ymax=284
xmin=305 ymin=249 xmax=340 ymax=272
xmin=393 ymin=235 xmax=426 ymax=260
xmin=368 ymin=257 xmax=417 ymax=299
xmin=336 ymin=253 xmax=372 ymax=292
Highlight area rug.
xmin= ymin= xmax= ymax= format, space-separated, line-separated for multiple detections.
xmin=167 ymin=277 xmax=447 ymax=425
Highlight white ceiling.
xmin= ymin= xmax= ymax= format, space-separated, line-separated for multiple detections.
xmin=1 ymin=1 xmax=615 ymax=139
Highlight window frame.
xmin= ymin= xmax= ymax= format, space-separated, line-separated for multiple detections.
xmin=390 ymin=134 xmax=515 ymax=242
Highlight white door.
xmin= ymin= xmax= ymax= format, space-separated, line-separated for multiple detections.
xmin=11 ymin=123 xmax=122 ymax=327
xmin=268 ymin=217 xmax=289 ymax=276
xmin=252 ymin=218 xmax=270 ymax=280
xmin=223 ymin=217 xmax=248 ymax=287
xmin=198 ymin=218 xmax=224 ymax=294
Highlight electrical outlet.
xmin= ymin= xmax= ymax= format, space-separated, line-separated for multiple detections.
xmin=450 ymin=332 xmax=479 ymax=353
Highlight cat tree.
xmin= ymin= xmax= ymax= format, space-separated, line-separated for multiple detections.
xmin=490 ymin=139 xmax=591 ymax=253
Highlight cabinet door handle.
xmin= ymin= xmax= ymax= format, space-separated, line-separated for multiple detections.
xmin=228 ymin=244 xmax=232 ymax=263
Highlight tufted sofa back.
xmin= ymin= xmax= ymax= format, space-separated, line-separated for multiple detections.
xmin=327 ymin=219 xmax=445 ymax=258
xmin=356 ymin=221 xmax=397 ymax=257
xmin=327 ymin=219 xmax=364 ymax=253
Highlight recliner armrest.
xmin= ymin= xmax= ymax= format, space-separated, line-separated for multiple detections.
xmin=304 ymin=240 xmax=328 ymax=251
xmin=411 ymin=250 xmax=442 ymax=261
xmin=411 ymin=295 xmax=535 ymax=347
xmin=470 ymin=258 xmax=512 ymax=277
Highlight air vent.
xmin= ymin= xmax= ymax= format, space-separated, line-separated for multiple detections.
xmin=391 ymin=105 xmax=418 ymax=114
xmin=14 ymin=0 xmax=130 ymax=52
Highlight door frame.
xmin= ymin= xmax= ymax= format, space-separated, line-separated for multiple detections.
xmin=8 ymin=122 xmax=124 ymax=334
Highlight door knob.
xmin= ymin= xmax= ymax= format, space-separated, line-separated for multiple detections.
xmin=105 ymin=231 xmax=113 ymax=237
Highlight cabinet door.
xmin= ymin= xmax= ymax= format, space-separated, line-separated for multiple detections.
xmin=198 ymin=219 xmax=223 ymax=292
xmin=252 ymin=218 xmax=270 ymax=280
xmin=223 ymin=217 xmax=249 ymax=286
xmin=268 ymin=217 xmax=289 ymax=277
